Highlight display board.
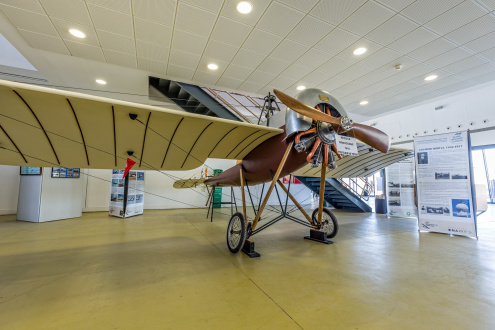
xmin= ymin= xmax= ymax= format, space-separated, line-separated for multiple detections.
xmin=20 ymin=167 xmax=42 ymax=175
xmin=109 ymin=170 xmax=145 ymax=218
xmin=385 ymin=157 xmax=417 ymax=218
xmin=51 ymin=168 xmax=80 ymax=178
xmin=414 ymin=131 xmax=477 ymax=238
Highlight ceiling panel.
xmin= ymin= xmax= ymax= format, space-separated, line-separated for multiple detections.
xmin=219 ymin=0 xmax=270 ymax=26
xmin=462 ymin=30 xmax=495 ymax=53
xmin=40 ymin=0 xmax=91 ymax=26
xmin=216 ymin=76 xmax=243 ymax=89
xmin=64 ymin=40 xmax=105 ymax=62
xmin=0 ymin=0 xmax=44 ymax=14
xmin=87 ymin=3 xmax=133 ymax=37
xmin=171 ymin=29 xmax=207 ymax=55
xmin=407 ymin=38 xmax=457 ymax=62
xmin=230 ymin=48 xmax=266 ymax=69
xmin=131 ymin=0 xmax=176 ymax=25
xmin=400 ymin=0 xmax=464 ymax=24
xmin=314 ymin=28 xmax=360 ymax=54
xmin=245 ymin=70 xmax=276 ymax=86
xmin=137 ymin=57 xmax=167 ymax=74
xmin=180 ymin=0 xmax=223 ymax=13
xmin=242 ymin=28 xmax=283 ymax=55
xmin=193 ymin=70 xmax=221 ymax=85
xmin=309 ymin=0 xmax=367 ymax=26
xmin=167 ymin=64 xmax=195 ymax=80
xmin=257 ymin=57 xmax=291 ymax=76
xmin=97 ymin=30 xmax=135 ymax=55
xmin=210 ymin=16 xmax=252 ymax=47
xmin=174 ymin=2 xmax=217 ymax=37
xmin=456 ymin=62 xmax=495 ymax=80
xmin=364 ymin=15 xmax=419 ymax=46
xmin=424 ymin=1 xmax=488 ymax=36
xmin=168 ymin=49 xmax=200 ymax=68
xmin=222 ymin=64 xmax=253 ymax=80
xmin=196 ymin=57 xmax=228 ymax=75
xmin=340 ymin=1 xmax=395 ymax=36
xmin=280 ymin=64 xmax=311 ymax=80
xmin=444 ymin=14 xmax=495 ymax=45
xmin=375 ymin=0 xmax=416 ymax=12
xmin=270 ymin=39 xmax=310 ymax=62
xmin=387 ymin=27 xmax=438 ymax=54
xmin=292 ymin=48 xmax=334 ymax=70
xmin=133 ymin=17 xmax=172 ymax=46
xmin=0 ymin=4 xmax=59 ymax=37
xmin=425 ymin=47 xmax=473 ymax=68
xmin=50 ymin=17 xmax=100 ymax=47
xmin=358 ymin=47 xmax=402 ymax=68
xmin=317 ymin=56 xmax=354 ymax=75
xmin=86 ymin=0 xmax=131 ymax=14
xmin=441 ymin=56 xmax=489 ymax=74
xmin=136 ymin=40 xmax=169 ymax=62
xmin=103 ymin=49 xmax=137 ymax=67
xmin=286 ymin=15 xmax=335 ymax=47
xmin=282 ymin=0 xmax=319 ymax=13
xmin=202 ymin=40 xmax=239 ymax=63
xmin=256 ymin=1 xmax=305 ymax=37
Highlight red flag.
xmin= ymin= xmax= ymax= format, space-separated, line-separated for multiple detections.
xmin=122 ymin=158 xmax=136 ymax=179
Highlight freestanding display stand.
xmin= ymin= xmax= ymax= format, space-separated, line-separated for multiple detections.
xmin=109 ymin=170 xmax=145 ymax=218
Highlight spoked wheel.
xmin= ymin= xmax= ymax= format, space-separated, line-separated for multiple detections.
xmin=227 ymin=212 xmax=247 ymax=254
xmin=311 ymin=207 xmax=339 ymax=238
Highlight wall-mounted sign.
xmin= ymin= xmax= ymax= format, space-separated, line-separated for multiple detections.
xmin=20 ymin=167 xmax=42 ymax=175
xmin=51 ymin=168 xmax=80 ymax=178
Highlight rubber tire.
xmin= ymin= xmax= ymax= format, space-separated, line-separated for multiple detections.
xmin=227 ymin=212 xmax=247 ymax=254
xmin=311 ymin=207 xmax=339 ymax=238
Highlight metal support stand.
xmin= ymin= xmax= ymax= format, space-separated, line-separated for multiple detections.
xmin=257 ymin=92 xmax=281 ymax=126
xmin=242 ymin=239 xmax=260 ymax=258
xmin=304 ymin=229 xmax=333 ymax=244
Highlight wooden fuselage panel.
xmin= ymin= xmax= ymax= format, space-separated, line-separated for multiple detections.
xmin=205 ymin=127 xmax=309 ymax=187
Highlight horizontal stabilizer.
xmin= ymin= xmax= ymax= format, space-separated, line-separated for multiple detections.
xmin=173 ymin=178 xmax=206 ymax=189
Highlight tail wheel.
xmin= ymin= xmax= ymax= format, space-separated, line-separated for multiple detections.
xmin=227 ymin=212 xmax=247 ymax=254
xmin=311 ymin=207 xmax=339 ymax=238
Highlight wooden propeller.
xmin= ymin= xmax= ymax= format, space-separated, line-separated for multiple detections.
xmin=273 ymin=89 xmax=391 ymax=153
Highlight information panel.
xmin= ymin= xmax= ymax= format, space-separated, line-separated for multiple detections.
xmin=109 ymin=169 xmax=145 ymax=218
xmin=385 ymin=157 xmax=417 ymax=218
xmin=414 ymin=131 xmax=477 ymax=238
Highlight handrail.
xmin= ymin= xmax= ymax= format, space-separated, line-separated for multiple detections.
xmin=336 ymin=177 xmax=374 ymax=201
xmin=204 ymin=88 xmax=251 ymax=123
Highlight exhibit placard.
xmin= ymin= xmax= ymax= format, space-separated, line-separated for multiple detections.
xmin=109 ymin=169 xmax=145 ymax=218
xmin=335 ymin=135 xmax=358 ymax=156
xmin=414 ymin=131 xmax=477 ymax=238
xmin=385 ymin=157 xmax=417 ymax=218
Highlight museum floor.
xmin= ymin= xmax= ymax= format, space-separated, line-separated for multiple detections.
xmin=0 ymin=207 xmax=494 ymax=329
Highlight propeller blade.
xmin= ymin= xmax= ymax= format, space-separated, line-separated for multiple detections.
xmin=273 ymin=89 xmax=341 ymax=127
xmin=348 ymin=123 xmax=390 ymax=153
xmin=274 ymin=89 xmax=391 ymax=153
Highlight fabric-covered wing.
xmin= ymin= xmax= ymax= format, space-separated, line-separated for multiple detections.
xmin=293 ymin=144 xmax=413 ymax=178
xmin=173 ymin=178 xmax=206 ymax=189
xmin=0 ymin=80 xmax=282 ymax=171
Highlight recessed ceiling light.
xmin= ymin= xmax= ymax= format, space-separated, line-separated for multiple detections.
xmin=353 ymin=47 xmax=367 ymax=55
xmin=360 ymin=100 xmax=369 ymax=105
xmin=69 ymin=29 xmax=86 ymax=38
xmin=237 ymin=1 xmax=252 ymax=14
xmin=297 ymin=85 xmax=306 ymax=91
xmin=95 ymin=79 xmax=107 ymax=85
xmin=425 ymin=74 xmax=438 ymax=81
xmin=207 ymin=63 xmax=218 ymax=70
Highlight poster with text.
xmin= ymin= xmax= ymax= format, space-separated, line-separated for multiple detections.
xmin=414 ymin=131 xmax=477 ymax=238
xmin=385 ymin=157 xmax=417 ymax=218
xmin=109 ymin=169 xmax=125 ymax=217
xmin=124 ymin=171 xmax=144 ymax=217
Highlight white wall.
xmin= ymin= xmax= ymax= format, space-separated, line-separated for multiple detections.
xmin=363 ymin=81 xmax=495 ymax=148
xmin=0 ymin=165 xmax=20 ymax=215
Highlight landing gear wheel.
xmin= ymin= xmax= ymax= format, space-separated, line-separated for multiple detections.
xmin=311 ymin=207 xmax=339 ymax=238
xmin=227 ymin=212 xmax=247 ymax=254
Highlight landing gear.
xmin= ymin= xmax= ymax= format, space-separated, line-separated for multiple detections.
xmin=227 ymin=212 xmax=247 ymax=254
xmin=311 ymin=208 xmax=339 ymax=238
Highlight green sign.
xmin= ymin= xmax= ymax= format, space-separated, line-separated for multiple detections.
xmin=213 ymin=169 xmax=222 ymax=208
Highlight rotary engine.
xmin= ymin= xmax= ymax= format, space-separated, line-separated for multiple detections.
xmin=285 ymin=88 xmax=353 ymax=169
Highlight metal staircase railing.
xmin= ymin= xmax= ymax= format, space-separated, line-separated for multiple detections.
xmin=336 ymin=177 xmax=374 ymax=201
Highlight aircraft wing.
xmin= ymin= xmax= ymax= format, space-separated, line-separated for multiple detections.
xmin=293 ymin=144 xmax=413 ymax=178
xmin=0 ymin=80 xmax=282 ymax=171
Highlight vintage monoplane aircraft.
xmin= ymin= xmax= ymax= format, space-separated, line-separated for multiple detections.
xmin=0 ymin=79 xmax=411 ymax=256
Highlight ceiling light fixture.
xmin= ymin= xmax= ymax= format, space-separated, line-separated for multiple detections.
xmin=207 ymin=63 xmax=218 ymax=70
xmin=297 ymin=85 xmax=306 ymax=91
xmin=353 ymin=47 xmax=367 ymax=55
xmin=425 ymin=74 xmax=438 ymax=81
xmin=360 ymin=100 xmax=369 ymax=105
xmin=69 ymin=29 xmax=86 ymax=38
xmin=237 ymin=1 xmax=252 ymax=14
xmin=95 ymin=79 xmax=107 ymax=85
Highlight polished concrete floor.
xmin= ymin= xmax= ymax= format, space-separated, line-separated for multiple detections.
xmin=1 ymin=207 xmax=494 ymax=329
